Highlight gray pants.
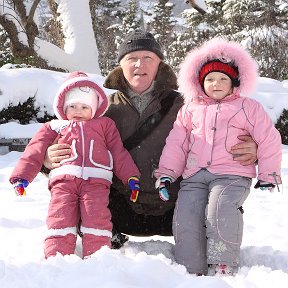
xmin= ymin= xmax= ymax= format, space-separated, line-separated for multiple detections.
xmin=172 ymin=169 xmax=251 ymax=274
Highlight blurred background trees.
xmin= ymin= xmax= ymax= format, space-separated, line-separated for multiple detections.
xmin=0 ymin=0 xmax=287 ymax=78
xmin=0 ymin=0 xmax=287 ymax=142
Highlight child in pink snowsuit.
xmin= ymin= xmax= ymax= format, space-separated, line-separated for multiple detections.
xmin=154 ymin=38 xmax=282 ymax=276
xmin=10 ymin=71 xmax=140 ymax=259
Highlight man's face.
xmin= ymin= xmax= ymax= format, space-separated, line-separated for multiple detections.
xmin=120 ymin=50 xmax=161 ymax=94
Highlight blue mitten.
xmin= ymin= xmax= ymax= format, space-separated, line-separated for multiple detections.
xmin=254 ymin=180 xmax=275 ymax=192
xmin=11 ymin=178 xmax=28 ymax=196
xmin=158 ymin=176 xmax=172 ymax=201
xmin=128 ymin=176 xmax=140 ymax=203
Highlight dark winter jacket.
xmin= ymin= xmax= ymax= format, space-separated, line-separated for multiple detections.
xmin=104 ymin=62 xmax=183 ymax=216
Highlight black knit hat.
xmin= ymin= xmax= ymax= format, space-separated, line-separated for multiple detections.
xmin=117 ymin=29 xmax=164 ymax=62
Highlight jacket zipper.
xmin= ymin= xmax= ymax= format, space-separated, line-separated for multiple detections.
xmin=208 ymin=102 xmax=221 ymax=165
xmin=80 ymin=122 xmax=85 ymax=177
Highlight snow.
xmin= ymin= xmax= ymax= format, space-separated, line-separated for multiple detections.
xmin=0 ymin=68 xmax=288 ymax=287
xmin=0 ymin=67 xmax=114 ymax=120
xmin=0 ymin=0 xmax=102 ymax=73
xmin=0 ymin=67 xmax=287 ymax=138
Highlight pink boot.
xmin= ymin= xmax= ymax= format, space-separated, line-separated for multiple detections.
xmin=82 ymin=234 xmax=111 ymax=258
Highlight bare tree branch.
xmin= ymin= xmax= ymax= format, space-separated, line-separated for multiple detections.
xmin=0 ymin=14 xmax=31 ymax=57
xmin=27 ymin=0 xmax=42 ymax=24
xmin=11 ymin=0 xmax=27 ymax=24
xmin=185 ymin=0 xmax=206 ymax=15
xmin=12 ymin=0 xmax=39 ymax=47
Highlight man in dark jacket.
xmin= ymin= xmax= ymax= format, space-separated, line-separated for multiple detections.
xmin=103 ymin=30 xmax=183 ymax=237
xmin=44 ymin=30 xmax=258 ymax=244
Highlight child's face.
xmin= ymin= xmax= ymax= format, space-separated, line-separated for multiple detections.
xmin=66 ymin=103 xmax=92 ymax=121
xmin=203 ymin=71 xmax=233 ymax=100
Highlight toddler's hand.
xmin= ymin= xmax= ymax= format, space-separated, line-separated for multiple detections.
xmin=158 ymin=176 xmax=172 ymax=201
xmin=11 ymin=178 xmax=28 ymax=196
xmin=128 ymin=176 xmax=140 ymax=202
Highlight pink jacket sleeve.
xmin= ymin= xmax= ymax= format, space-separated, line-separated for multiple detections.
xmin=9 ymin=122 xmax=58 ymax=184
xmin=154 ymin=106 xmax=190 ymax=181
xmin=104 ymin=119 xmax=140 ymax=184
xmin=245 ymin=99 xmax=282 ymax=184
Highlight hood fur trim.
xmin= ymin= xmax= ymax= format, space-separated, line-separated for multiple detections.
xmin=178 ymin=38 xmax=258 ymax=104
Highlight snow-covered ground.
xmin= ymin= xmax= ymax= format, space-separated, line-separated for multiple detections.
xmin=0 ymin=68 xmax=288 ymax=287
xmin=0 ymin=147 xmax=288 ymax=287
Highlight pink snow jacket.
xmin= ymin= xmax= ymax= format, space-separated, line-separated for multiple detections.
xmin=10 ymin=74 xmax=140 ymax=187
xmin=154 ymin=38 xmax=282 ymax=185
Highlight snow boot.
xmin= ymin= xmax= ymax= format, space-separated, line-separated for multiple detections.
xmin=208 ymin=264 xmax=234 ymax=276
xmin=111 ymin=229 xmax=129 ymax=249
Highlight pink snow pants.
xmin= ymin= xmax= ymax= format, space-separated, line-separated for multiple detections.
xmin=45 ymin=177 xmax=112 ymax=258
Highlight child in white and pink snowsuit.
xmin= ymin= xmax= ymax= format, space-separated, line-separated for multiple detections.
xmin=10 ymin=71 xmax=140 ymax=259
xmin=154 ymin=38 xmax=282 ymax=276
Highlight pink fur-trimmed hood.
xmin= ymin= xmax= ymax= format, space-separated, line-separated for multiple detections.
xmin=178 ymin=38 xmax=258 ymax=104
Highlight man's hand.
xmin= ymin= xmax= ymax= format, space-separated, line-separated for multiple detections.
xmin=254 ymin=180 xmax=275 ymax=192
xmin=44 ymin=143 xmax=72 ymax=169
xmin=230 ymin=135 xmax=257 ymax=166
